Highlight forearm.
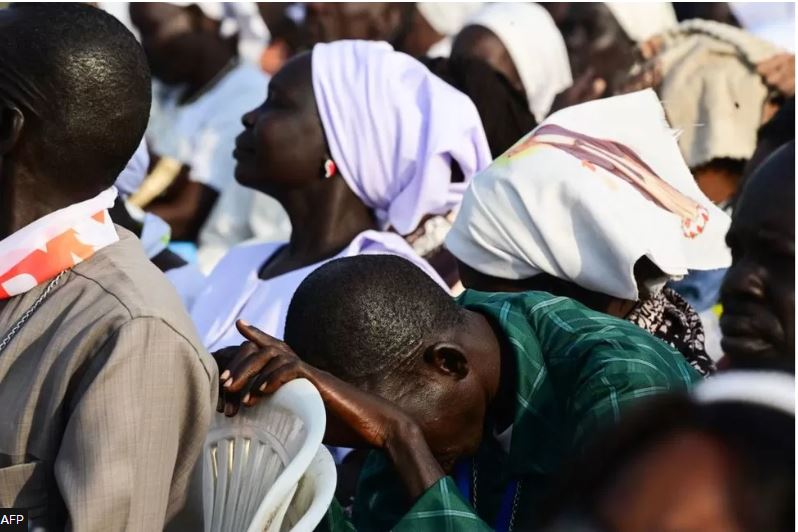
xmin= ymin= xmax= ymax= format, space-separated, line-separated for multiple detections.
xmin=306 ymin=370 xmax=445 ymax=500
xmin=384 ymin=421 xmax=446 ymax=501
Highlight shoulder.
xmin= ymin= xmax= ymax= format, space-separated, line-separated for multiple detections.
xmin=70 ymin=228 xmax=204 ymax=349
xmin=206 ymin=239 xmax=283 ymax=280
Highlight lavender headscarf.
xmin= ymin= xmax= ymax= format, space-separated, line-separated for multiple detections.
xmin=311 ymin=40 xmax=492 ymax=236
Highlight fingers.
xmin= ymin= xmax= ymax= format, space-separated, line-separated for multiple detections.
xmin=236 ymin=319 xmax=281 ymax=347
xmin=223 ymin=347 xmax=280 ymax=393
xmin=239 ymin=355 xmax=302 ymax=407
xmin=218 ymin=341 xmax=259 ymax=385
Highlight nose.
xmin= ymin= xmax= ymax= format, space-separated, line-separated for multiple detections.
xmin=241 ymin=107 xmax=258 ymax=128
xmin=720 ymin=259 xmax=766 ymax=307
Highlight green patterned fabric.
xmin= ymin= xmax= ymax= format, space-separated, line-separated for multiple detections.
xmin=325 ymin=290 xmax=700 ymax=531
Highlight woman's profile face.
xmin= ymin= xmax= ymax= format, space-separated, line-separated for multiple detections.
xmin=234 ymin=52 xmax=327 ymax=195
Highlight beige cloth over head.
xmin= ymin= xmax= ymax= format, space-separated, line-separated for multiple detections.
xmin=654 ymin=20 xmax=780 ymax=168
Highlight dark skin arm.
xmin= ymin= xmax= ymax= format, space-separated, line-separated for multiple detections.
xmin=216 ymin=320 xmax=445 ymax=500
xmin=145 ymin=161 xmax=219 ymax=242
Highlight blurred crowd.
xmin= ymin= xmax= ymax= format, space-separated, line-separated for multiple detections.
xmin=0 ymin=2 xmax=794 ymax=531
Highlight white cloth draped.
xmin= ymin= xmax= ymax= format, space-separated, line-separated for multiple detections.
xmin=446 ymin=90 xmax=732 ymax=301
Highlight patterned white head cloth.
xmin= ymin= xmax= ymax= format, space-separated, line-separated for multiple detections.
xmin=446 ymin=89 xmax=732 ymax=300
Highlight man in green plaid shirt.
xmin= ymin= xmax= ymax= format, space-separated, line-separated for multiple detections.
xmin=219 ymin=256 xmax=699 ymax=531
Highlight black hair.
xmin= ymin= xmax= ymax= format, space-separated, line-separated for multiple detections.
xmin=284 ymin=255 xmax=465 ymax=389
xmin=423 ymin=56 xmax=538 ymax=158
xmin=0 ymin=3 xmax=151 ymax=195
xmin=542 ymin=392 xmax=795 ymax=531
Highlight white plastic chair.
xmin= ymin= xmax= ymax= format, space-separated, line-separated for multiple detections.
xmin=281 ymin=445 xmax=338 ymax=531
xmin=203 ymin=378 xmax=327 ymax=532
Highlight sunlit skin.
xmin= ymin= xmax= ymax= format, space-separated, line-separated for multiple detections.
xmin=215 ymin=312 xmax=513 ymax=501
xmin=231 ymin=52 xmax=377 ymax=281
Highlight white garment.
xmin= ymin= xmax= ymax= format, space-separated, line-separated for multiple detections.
xmin=418 ymin=2 xmax=484 ymax=38
xmin=446 ymin=90 xmax=732 ymax=301
xmin=467 ymin=3 xmax=573 ymax=122
xmin=693 ymin=371 xmax=795 ymax=416
xmin=426 ymin=36 xmax=453 ymax=58
xmin=147 ymin=62 xmax=268 ymax=193
xmin=115 ymin=139 xmax=150 ymax=197
xmin=730 ymin=2 xmax=795 ymax=51
xmin=191 ymin=231 xmax=448 ymax=351
xmin=606 ymin=2 xmax=678 ymax=42
xmin=197 ymin=182 xmax=291 ymax=273
xmin=166 ymin=263 xmax=208 ymax=311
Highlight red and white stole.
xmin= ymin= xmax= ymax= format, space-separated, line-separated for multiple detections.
xmin=0 ymin=187 xmax=119 ymax=299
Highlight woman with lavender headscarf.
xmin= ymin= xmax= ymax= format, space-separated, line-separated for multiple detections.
xmin=190 ymin=40 xmax=491 ymax=352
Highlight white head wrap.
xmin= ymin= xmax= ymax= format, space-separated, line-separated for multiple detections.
xmin=418 ymin=3 xmax=484 ymax=37
xmin=446 ymin=89 xmax=732 ymax=301
xmin=654 ymin=20 xmax=780 ymax=168
xmin=467 ymin=3 xmax=573 ymax=122
xmin=312 ymin=40 xmax=492 ymax=235
xmin=606 ymin=2 xmax=678 ymax=42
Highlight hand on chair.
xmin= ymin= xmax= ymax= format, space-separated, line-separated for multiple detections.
xmin=213 ymin=320 xmax=424 ymax=455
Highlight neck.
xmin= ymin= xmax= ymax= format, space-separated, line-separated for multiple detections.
xmin=274 ymin=176 xmax=378 ymax=264
xmin=184 ymin=43 xmax=236 ymax=100
xmin=0 ymin=174 xmax=79 ymax=240
xmin=467 ymin=310 xmax=516 ymax=429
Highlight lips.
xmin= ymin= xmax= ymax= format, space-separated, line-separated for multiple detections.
xmin=720 ymin=310 xmax=783 ymax=359
xmin=233 ymin=135 xmax=255 ymax=161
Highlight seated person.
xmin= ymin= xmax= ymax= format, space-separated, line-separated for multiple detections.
xmin=543 ymin=370 xmax=794 ymax=531
xmin=217 ymin=254 xmax=699 ymax=530
xmin=0 ymin=4 xmax=215 ymax=528
xmin=720 ymin=141 xmax=795 ymax=372
xmin=191 ymin=40 xmax=491 ymax=351
xmin=422 ymin=55 xmax=537 ymax=159
xmin=446 ymin=90 xmax=731 ymax=376
xmin=451 ymin=2 xmax=572 ymax=122
xmin=628 ymin=19 xmax=788 ymax=205
xmin=130 ymin=2 xmax=269 ymax=245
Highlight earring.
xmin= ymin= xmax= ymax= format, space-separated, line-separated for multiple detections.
xmin=323 ymin=158 xmax=337 ymax=179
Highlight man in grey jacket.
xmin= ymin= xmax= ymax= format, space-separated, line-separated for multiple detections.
xmin=0 ymin=4 xmax=216 ymax=529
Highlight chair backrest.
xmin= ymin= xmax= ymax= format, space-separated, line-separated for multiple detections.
xmin=281 ymin=446 xmax=338 ymax=531
xmin=202 ymin=379 xmax=327 ymax=532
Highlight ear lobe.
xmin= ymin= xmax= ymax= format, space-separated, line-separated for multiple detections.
xmin=0 ymin=105 xmax=23 ymax=155
xmin=424 ymin=343 xmax=470 ymax=380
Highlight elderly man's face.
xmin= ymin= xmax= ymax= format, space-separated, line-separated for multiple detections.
xmin=720 ymin=143 xmax=795 ymax=371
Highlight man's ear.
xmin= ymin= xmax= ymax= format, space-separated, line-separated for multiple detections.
xmin=424 ymin=342 xmax=470 ymax=380
xmin=0 ymin=104 xmax=23 ymax=155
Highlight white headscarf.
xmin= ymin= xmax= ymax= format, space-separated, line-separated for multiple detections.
xmin=418 ymin=2 xmax=484 ymax=37
xmin=467 ymin=3 xmax=572 ymax=122
xmin=606 ymin=2 xmax=678 ymax=42
xmin=312 ymin=40 xmax=492 ymax=236
xmin=446 ymin=90 xmax=732 ymax=301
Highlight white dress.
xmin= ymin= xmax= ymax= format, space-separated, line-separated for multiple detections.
xmin=191 ymin=230 xmax=448 ymax=351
